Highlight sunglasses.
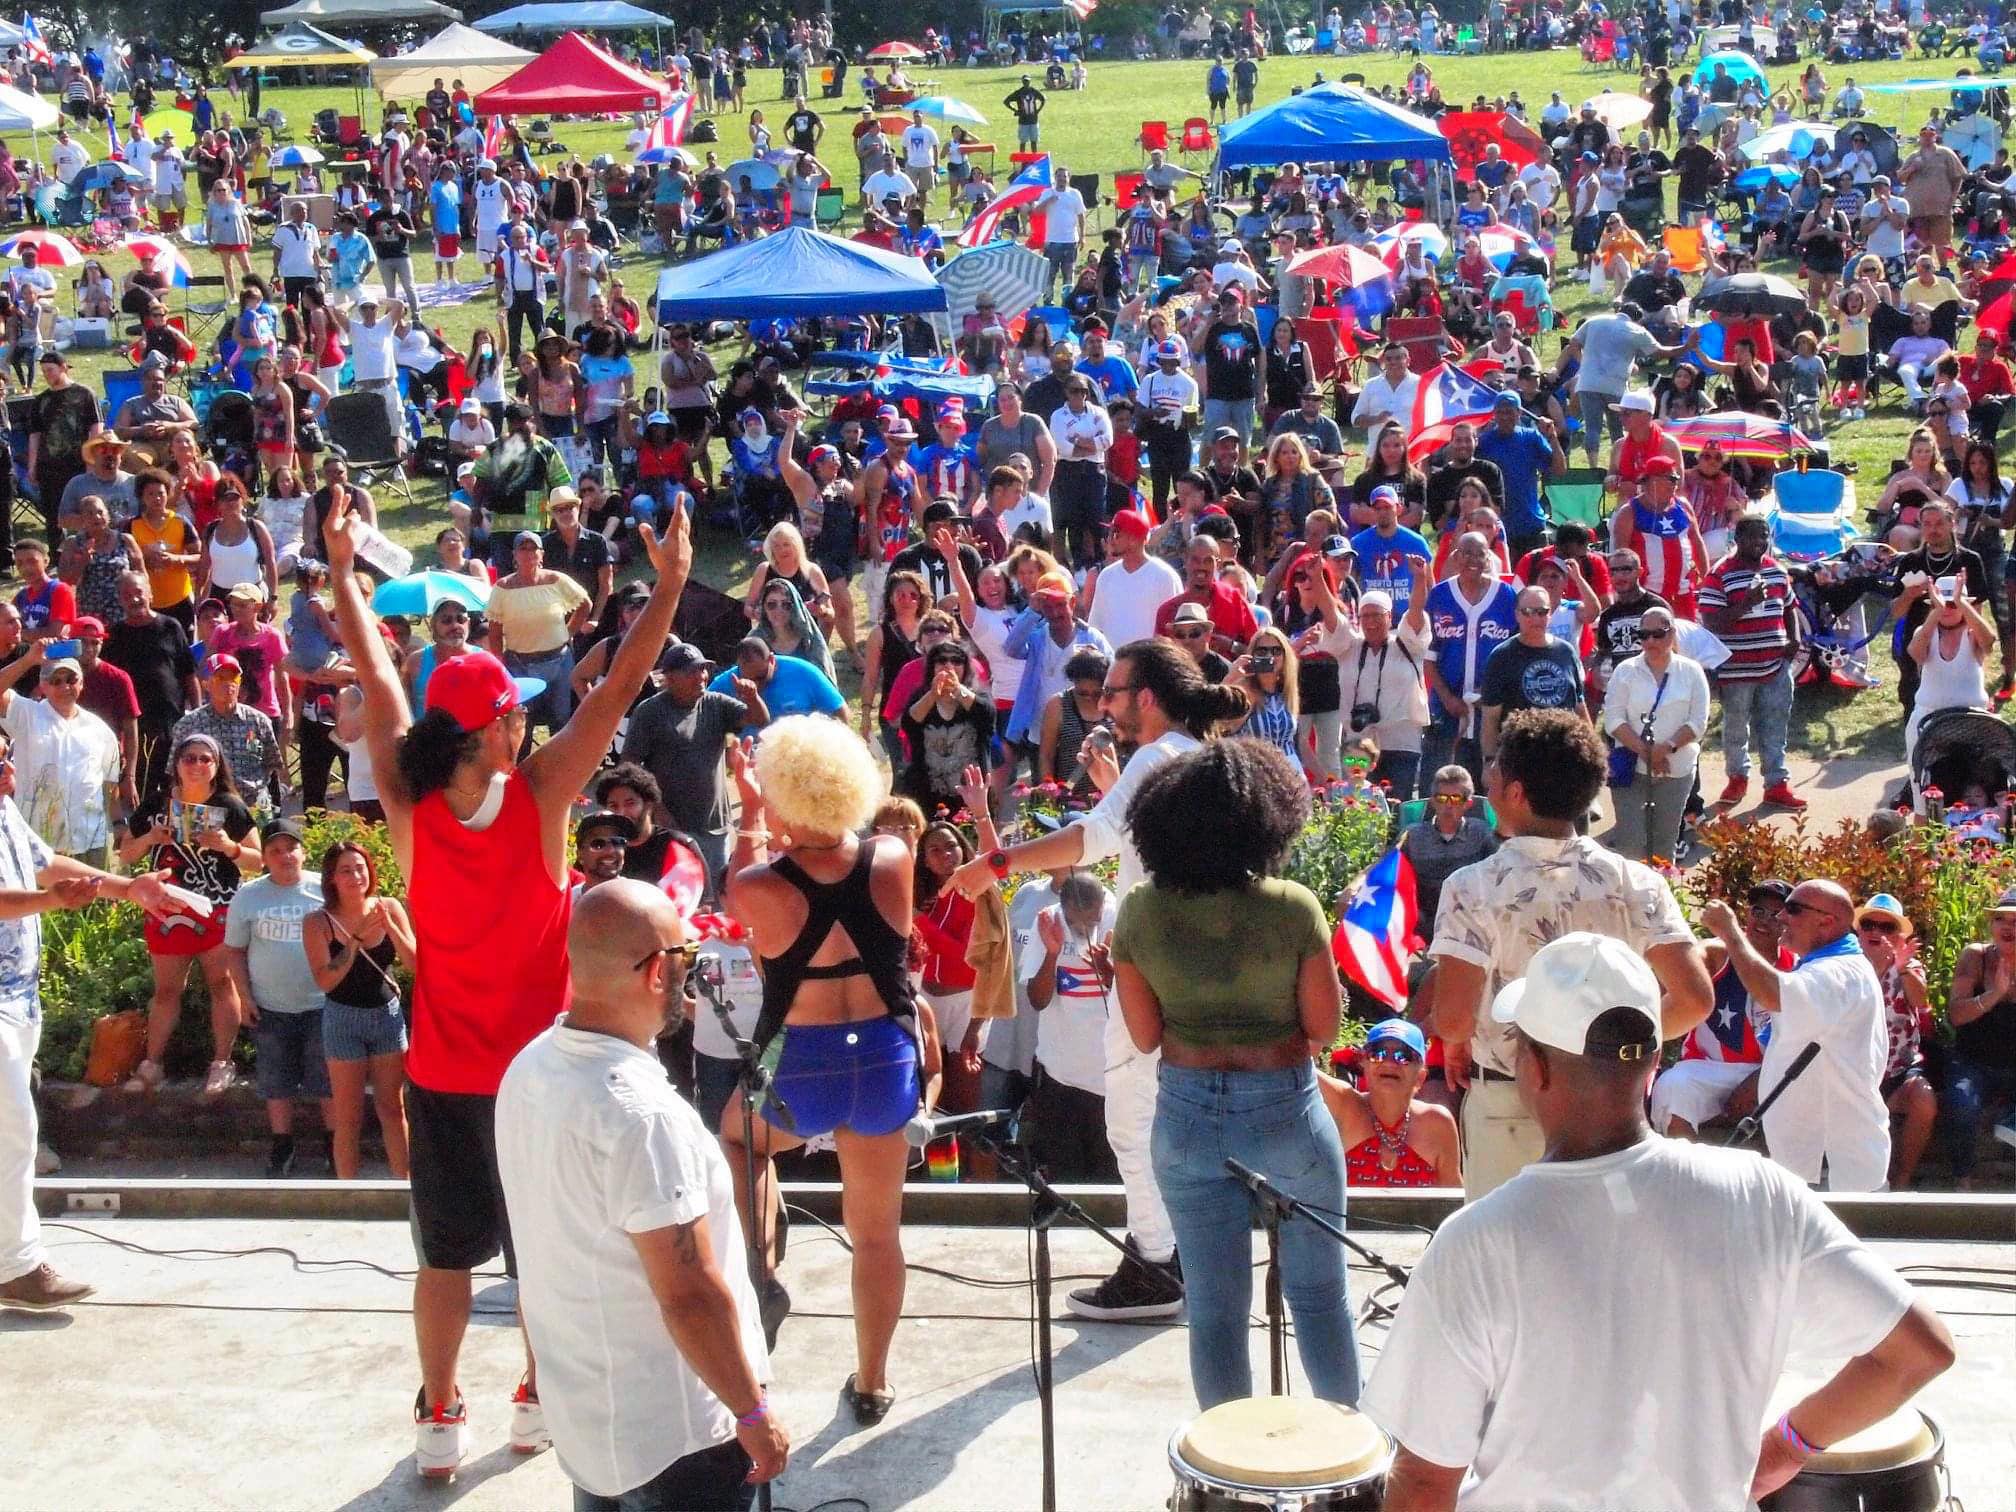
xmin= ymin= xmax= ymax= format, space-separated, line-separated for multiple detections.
xmin=1341 ymin=756 xmax=1373 ymax=770
xmin=583 ymin=834 xmax=629 ymax=851
xmin=1367 ymin=1046 xmax=1421 ymax=1064
xmin=1517 ymin=605 xmax=1550 ymax=617
xmin=1431 ymin=793 xmax=1467 ymax=806
xmin=1858 ymin=919 xmax=1902 ymax=936
xmin=1640 ymin=627 xmax=1673 ymax=640
xmin=178 ymin=750 xmax=218 ymax=765
xmin=1780 ymin=899 xmax=1828 ymax=919
xmin=632 ymin=940 xmax=702 ymax=974
xmin=1170 ymin=626 xmax=1208 ymax=640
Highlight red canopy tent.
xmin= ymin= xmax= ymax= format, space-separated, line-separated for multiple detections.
xmin=473 ymin=31 xmax=671 ymax=117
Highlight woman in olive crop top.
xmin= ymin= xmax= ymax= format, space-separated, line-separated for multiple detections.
xmin=1109 ymin=736 xmax=1360 ymax=1410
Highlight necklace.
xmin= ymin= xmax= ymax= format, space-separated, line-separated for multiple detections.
xmin=1373 ymin=1106 xmax=1413 ymax=1172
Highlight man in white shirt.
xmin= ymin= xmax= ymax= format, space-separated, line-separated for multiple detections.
xmin=952 ymin=639 xmax=1225 ymax=1323
xmin=125 ymin=129 xmax=155 ymax=180
xmin=496 ymin=880 xmax=788 ymax=1508
xmin=50 ymin=128 xmax=88 ymax=188
xmin=1516 ymin=155 xmax=1560 ymax=209
xmin=1084 ymin=507 xmax=1182 ymax=646
xmin=1350 ymin=343 xmax=1420 ymax=449
xmin=1859 ymin=174 xmax=1910 ymax=265
xmin=471 ymin=160 xmax=510 ymax=258
xmin=0 ymin=649 xmax=121 ymax=863
xmin=899 ymin=109 xmax=940 ymax=195
xmin=1702 ymin=878 xmax=1892 ymax=1191
xmin=151 ymin=131 xmax=187 ymax=229
xmin=341 ymin=295 xmax=407 ymax=436
xmin=271 ymin=200 xmax=324 ymax=305
xmin=1038 ymin=166 xmax=1089 ymax=301
xmin=861 ymin=151 xmax=918 ymax=213
xmin=1366 ymin=931 xmax=1955 ymax=1512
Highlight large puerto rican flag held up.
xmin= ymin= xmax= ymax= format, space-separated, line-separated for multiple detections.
xmin=957 ymin=154 xmax=1052 ymax=249
xmin=1332 ymin=846 xmax=1421 ymax=1011
xmin=1406 ymin=360 xmax=1504 ymax=463
xmin=645 ymin=93 xmax=695 ymax=149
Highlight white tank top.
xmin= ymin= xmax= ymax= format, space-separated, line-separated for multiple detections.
xmin=1089 ymin=555 xmax=1183 ymax=648
xmin=338 ymin=728 xmax=379 ymax=803
xmin=205 ymin=528 xmax=266 ymax=594
xmin=1912 ymin=625 xmax=1989 ymax=744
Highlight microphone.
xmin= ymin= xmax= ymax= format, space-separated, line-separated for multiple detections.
xmin=903 ymin=1107 xmax=1012 ymax=1148
xmin=1728 ymin=1040 xmax=1823 ymax=1147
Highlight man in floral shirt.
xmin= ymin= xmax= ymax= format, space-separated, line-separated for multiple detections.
xmin=1428 ymin=709 xmax=1713 ymax=1200
xmin=170 ymin=657 xmax=285 ymax=802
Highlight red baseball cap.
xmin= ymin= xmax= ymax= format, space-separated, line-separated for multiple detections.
xmin=1108 ymin=508 xmax=1152 ymax=539
xmin=1640 ymin=455 xmax=1679 ymax=477
xmin=207 ymin=654 xmax=243 ymax=679
xmin=427 ymin=650 xmax=545 ymax=734
xmin=72 ymin=616 xmax=107 ymax=638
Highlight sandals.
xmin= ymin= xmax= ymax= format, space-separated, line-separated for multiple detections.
xmin=843 ymin=1372 xmax=896 ymax=1426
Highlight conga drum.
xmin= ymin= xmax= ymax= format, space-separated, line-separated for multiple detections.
xmin=1169 ymin=1397 xmax=1391 ymax=1510
xmin=1759 ymin=1406 xmax=1955 ymax=1512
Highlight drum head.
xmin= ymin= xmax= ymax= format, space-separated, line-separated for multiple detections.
xmin=1177 ymin=1398 xmax=1389 ymax=1489
xmin=1802 ymin=1407 xmax=1936 ymax=1473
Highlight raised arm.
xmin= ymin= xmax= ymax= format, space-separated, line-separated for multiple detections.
xmin=321 ymin=485 xmax=415 ymax=862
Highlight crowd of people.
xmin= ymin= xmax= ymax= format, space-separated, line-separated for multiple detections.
xmin=0 ymin=13 xmax=2006 ymax=1511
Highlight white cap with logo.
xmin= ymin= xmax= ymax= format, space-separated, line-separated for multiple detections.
xmin=1489 ymin=933 xmax=1661 ymax=1061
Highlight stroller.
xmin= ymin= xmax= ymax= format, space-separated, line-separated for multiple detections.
xmin=1767 ymin=468 xmax=1893 ymax=687
xmin=1911 ymin=707 xmax=2016 ymax=815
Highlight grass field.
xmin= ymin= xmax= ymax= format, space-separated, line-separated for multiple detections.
xmin=18 ymin=46 xmax=2004 ymax=755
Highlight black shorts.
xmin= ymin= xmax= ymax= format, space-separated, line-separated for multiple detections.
xmin=670 ymin=404 xmax=713 ymax=444
xmin=406 ymin=1082 xmax=516 ymax=1275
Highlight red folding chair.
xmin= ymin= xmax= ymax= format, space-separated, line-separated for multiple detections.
xmin=1113 ymin=171 xmax=1145 ymax=213
xmin=1138 ymin=121 xmax=1169 ymax=160
xmin=1179 ymin=117 xmax=1214 ymax=162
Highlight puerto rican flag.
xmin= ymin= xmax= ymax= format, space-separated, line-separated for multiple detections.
xmin=1332 ymin=847 xmax=1421 ymax=1011
xmin=482 ymin=113 xmax=508 ymax=160
xmin=1063 ymin=0 xmax=1099 ymax=17
xmin=20 ymin=14 xmax=51 ymax=68
xmin=1405 ymin=362 xmax=1502 ymax=462
xmin=957 ymin=154 xmax=1052 ymax=249
xmin=1679 ymin=959 xmax=1785 ymax=1062
xmin=646 ymin=93 xmax=695 ymax=149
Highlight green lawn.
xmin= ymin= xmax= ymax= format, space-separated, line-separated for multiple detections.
xmin=20 ymin=47 xmax=2002 ymax=752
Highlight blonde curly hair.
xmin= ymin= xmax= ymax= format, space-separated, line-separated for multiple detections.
xmin=755 ymin=716 xmax=884 ymax=837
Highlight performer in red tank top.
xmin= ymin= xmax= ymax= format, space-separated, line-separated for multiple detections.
xmin=1317 ymin=1019 xmax=1462 ymax=1190
xmin=318 ymin=483 xmax=694 ymax=1479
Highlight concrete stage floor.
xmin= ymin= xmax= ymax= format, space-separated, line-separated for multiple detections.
xmin=6 ymin=1216 xmax=2013 ymax=1512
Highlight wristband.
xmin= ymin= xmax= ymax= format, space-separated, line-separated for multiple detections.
xmin=736 ymin=1396 xmax=768 ymax=1427
xmin=1776 ymin=1412 xmax=1823 ymax=1460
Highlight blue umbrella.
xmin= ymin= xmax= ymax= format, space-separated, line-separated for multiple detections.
xmin=371 ymin=571 xmax=491 ymax=618
xmin=71 ymin=160 xmax=149 ymax=194
xmin=724 ymin=157 xmax=781 ymax=192
xmin=1693 ymin=49 xmax=1767 ymax=91
xmin=1735 ymin=164 xmax=1800 ymax=192
xmin=908 ymin=94 xmax=987 ymax=126
xmin=271 ymin=144 xmax=326 ymax=169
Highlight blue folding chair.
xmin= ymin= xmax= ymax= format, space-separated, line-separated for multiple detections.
xmin=100 ymin=368 xmax=144 ymax=425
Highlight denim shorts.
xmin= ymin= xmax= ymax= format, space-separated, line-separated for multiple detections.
xmin=252 ymin=1009 xmax=333 ymax=1100
xmin=322 ymin=999 xmax=408 ymax=1062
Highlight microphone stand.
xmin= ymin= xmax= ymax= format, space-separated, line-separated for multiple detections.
xmin=1726 ymin=1040 xmax=1823 ymax=1148
xmin=967 ymin=1126 xmax=1158 ymax=1512
xmin=695 ymin=965 xmax=791 ymax=1512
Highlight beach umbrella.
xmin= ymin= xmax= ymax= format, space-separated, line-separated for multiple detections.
xmin=0 ymin=229 xmax=81 ymax=266
xmin=270 ymin=144 xmax=326 ymax=168
xmin=1734 ymin=164 xmax=1801 ymax=193
xmin=635 ymin=144 xmax=697 ymax=167
xmin=1693 ymin=49 xmax=1767 ymax=91
xmin=1737 ymin=122 xmax=1820 ymax=162
xmin=122 ymin=233 xmax=195 ymax=286
xmin=937 ymin=239 xmax=1049 ymax=319
xmin=1582 ymin=90 xmax=1653 ymax=130
xmin=1472 ymin=225 xmax=1542 ymax=270
xmin=907 ymin=95 xmax=986 ymax=126
xmin=1285 ymin=242 xmax=1393 ymax=289
xmin=1694 ymin=271 xmax=1807 ymax=320
xmin=723 ymin=157 xmax=781 ymax=191
xmin=867 ymin=40 xmax=926 ymax=60
xmin=71 ymin=159 xmax=150 ymax=193
xmin=1664 ymin=413 xmax=1816 ymax=460
xmin=1373 ymin=222 xmax=1449 ymax=269
xmin=370 ymin=571 xmax=491 ymax=618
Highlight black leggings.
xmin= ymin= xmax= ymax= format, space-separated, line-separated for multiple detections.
xmin=295 ymin=715 xmax=347 ymax=811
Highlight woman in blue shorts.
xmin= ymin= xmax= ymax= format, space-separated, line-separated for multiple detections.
xmin=718 ymin=716 xmax=943 ymax=1426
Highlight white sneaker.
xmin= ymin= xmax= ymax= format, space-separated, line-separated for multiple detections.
xmin=202 ymin=1060 xmax=237 ymax=1097
xmin=414 ymin=1390 xmax=470 ymax=1479
xmin=509 ymin=1380 xmax=551 ymax=1454
xmin=122 ymin=1059 xmax=164 ymax=1094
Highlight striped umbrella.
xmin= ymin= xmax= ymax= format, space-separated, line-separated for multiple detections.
xmin=1663 ymin=413 xmax=1817 ymax=460
xmin=867 ymin=40 xmax=926 ymax=59
xmin=0 ymin=229 xmax=81 ymax=267
xmin=122 ymin=233 xmax=194 ymax=287
xmin=1373 ymin=222 xmax=1449 ymax=269
xmin=937 ymin=239 xmax=1049 ymax=319
xmin=1285 ymin=242 xmax=1392 ymax=289
xmin=270 ymin=144 xmax=325 ymax=168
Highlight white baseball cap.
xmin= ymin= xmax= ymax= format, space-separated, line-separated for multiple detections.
xmin=1490 ymin=933 xmax=1661 ymax=1061
xmin=1612 ymin=391 xmax=1656 ymax=415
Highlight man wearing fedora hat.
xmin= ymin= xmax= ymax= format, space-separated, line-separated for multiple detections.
xmin=1365 ymin=932 xmax=1955 ymax=1512
xmin=58 ymin=433 xmax=136 ymax=533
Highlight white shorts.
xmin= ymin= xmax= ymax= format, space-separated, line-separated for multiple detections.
xmin=1648 ymin=1058 xmax=1757 ymax=1132
xmin=920 ymin=986 xmax=986 ymax=1061
xmin=476 ymin=223 xmax=505 ymax=258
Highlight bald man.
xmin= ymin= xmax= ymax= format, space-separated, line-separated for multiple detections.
xmin=497 ymin=880 xmax=788 ymax=1509
xmin=1702 ymin=879 xmax=1892 ymax=1191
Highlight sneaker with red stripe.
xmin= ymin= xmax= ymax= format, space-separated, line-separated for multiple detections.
xmin=413 ymin=1388 xmax=469 ymax=1480
xmin=510 ymin=1379 xmax=550 ymax=1454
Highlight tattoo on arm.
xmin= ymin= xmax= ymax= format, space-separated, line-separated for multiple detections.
xmin=671 ymin=1221 xmax=701 ymax=1265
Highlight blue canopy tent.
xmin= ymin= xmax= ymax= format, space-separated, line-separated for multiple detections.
xmin=475 ymin=2 xmax=675 ymax=33
xmin=653 ymin=226 xmax=949 ymax=323
xmin=1214 ymin=82 xmax=1451 ymax=171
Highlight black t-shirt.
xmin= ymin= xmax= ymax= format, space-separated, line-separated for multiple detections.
xmin=1233 ymin=57 xmax=1259 ymax=94
xmin=890 ymin=540 xmax=987 ymax=603
xmin=1896 ymin=544 xmax=1991 ymax=640
xmin=899 ymin=698 xmax=996 ymax=813
xmin=1202 ymin=318 xmax=1262 ymax=401
xmin=30 ymin=385 xmax=100 ymax=477
xmin=1594 ymin=590 xmax=1670 ymax=676
xmin=786 ymin=109 xmax=821 ymax=152
xmin=542 ymin=527 xmax=612 ymax=599
xmin=1203 ymin=462 xmax=1262 ymax=507
xmin=132 ymin=790 xmax=254 ymax=905
xmin=1480 ymin=635 xmax=1583 ymax=714
xmin=1424 ymin=456 xmax=1506 ymax=532
xmin=1674 ymin=145 xmax=1721 ymax=205
xmin=366 ymin=209 xmax=413 ymax=260
xmin=103 ymin=612 xmax=195 ymax=728
xmin=1622 ymin=270 xmax=1687 ymax=311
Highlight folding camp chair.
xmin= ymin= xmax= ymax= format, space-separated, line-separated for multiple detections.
xmin=183 ymin=275 xmax=230 ymax=344
xmin=1546 ymin=466 xmax=1611 ymax=533
xmin=100 ymin=367 xmax=144 ymax=427
xmin=1179 ymin=117 xmax=1214 ymax=163
xmin=814 ymin=186 xmax=846 ymax=227
xmin=1385 ymin=315 xmax=1450 ymax=373
xmin=1138 ymin=121 xmax=1169 ymax=161
xmin=1113 ymin=171 xmax=1145 ymax=215
xmin=323 ymin=390 xmax=413 ymax=509
xmin=1662 ymin=225 xmax=1709 ymax=273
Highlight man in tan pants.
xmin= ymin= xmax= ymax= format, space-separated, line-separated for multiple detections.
xmin=1427 ymin=708 xmax=1713 ymax=1200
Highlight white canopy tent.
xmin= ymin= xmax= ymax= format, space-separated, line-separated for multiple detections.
xmin=262 ymin=0 xmax=462 ymax=23
xmin=0 ymin=84 xmax=59 ymax=131
xmin=370 ymin=22 xmax=535 ymax=99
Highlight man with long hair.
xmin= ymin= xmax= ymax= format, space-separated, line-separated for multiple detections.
xmin=318 ymin=490 xmax=691 ymax=1479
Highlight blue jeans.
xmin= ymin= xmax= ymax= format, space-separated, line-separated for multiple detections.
xmin=1575 ymin=388 xmax=1621 ymax=463
xmin=1941 ymin=1056 xmax=2016 ymax=1180
xmin=1718 ymin=664 xmax=1794 ymax=784
xmin=572 ymin=1440 xmax=753 ymax=1512
xmin=1201 ymin=397 xmax=1257 ymax=445
xmin=1152 ymin=1062 xmax=1359 ymax=1408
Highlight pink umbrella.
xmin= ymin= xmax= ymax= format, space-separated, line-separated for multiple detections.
xmin=1284 ymin=242 xmax=1393 ymax=290
xmin=122 ymin=233 xmax=194 ymax=287
xmin=0 ymin=229 xmax=83 ymax=267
